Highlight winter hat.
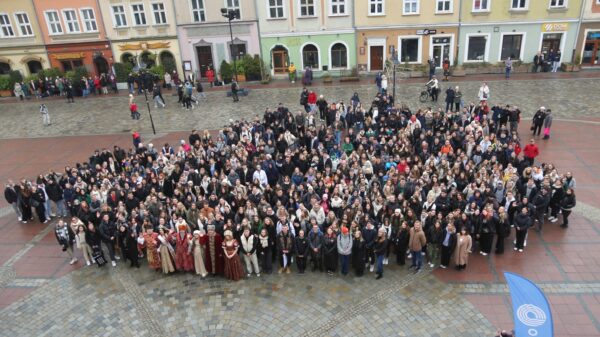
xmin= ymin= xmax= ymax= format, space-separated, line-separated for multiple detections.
xmin=341 ymin=226 xmax=349 ymax=235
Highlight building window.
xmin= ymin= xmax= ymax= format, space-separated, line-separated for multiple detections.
xmin=330 ymin=0 xmax=346 ymax=15
xmin=226 ymin=0 xmax=241 ymax=13
xmin=0 ymin=13 xmax=15 ymax=38
xmin=473 ymin=0 xmax=489 ymax=11
xmin=0 ymin=62 xmax=11 ymax=74
xmin=131 ymin=4 xmax=147 ymax=26
xmin=500 ymin=34 xmax=523 ymax=60
xmin=60 ymin=59 xmax=83 ymax=72
xmin=466 ymin=35 xmax=488 ymax=61
xmin=549 ymin=0 xmax=566 ymax=8
xmin=80 ymin=9 xmax=98 ymax=32
xmin=191 ymin=0 xmax=205 ymax=22
xmin=45 ymin=11 xmax=63 ymax=35
xmin=436 ymin=0 xmax=452 ymax=13
xmin=152 ymin=3 xmax=167 ymax=24
xmin=369 ymin=0 xmax=384 ymax=15
xmin=62 ymin=10 xmax=80 ymax=33
xmin=399 ymin=37 xmax=420 ymax=62
xmin=299 ymin=0 xmax=315 ymax=17
xmin=403 ymin=0 xmax=419 ymax=15
xmin=14 ymin=13 xmax=33 ymax=36
xmin=302 ymin=44 xmax=319 ymax=69
xmin=331 ymin=43 xmax=347 ymax=68
xmin=112 ymin=6 xmax=128 ymax=27
xmin=230 ymin=43 xmax=247 ymax=60
xmin=511 ymin=0 xmax=528 ymax=10
xmin=268 ymin=0 xmax=285 ymax=18
xmin=27 ymin=60 xmax=43 ymax=74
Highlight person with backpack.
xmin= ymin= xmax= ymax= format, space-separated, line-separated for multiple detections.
xmin=230 ymin=80 xmax=239 ymax=102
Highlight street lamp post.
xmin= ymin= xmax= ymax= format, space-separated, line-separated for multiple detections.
xmin=142 ymin=80 xmax=156 ymax=134
xmin=221 ymin=8 xmax=240 ymax=83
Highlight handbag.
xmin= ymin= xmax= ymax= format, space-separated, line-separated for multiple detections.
xmin=544 ymin=127 xmax=550 ymax=136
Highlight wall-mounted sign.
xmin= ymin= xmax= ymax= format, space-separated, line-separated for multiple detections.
xmin=416 ymin=29 xmax=437 ymax=35
xmin=542 ymin=23 xmax=568 ymax=32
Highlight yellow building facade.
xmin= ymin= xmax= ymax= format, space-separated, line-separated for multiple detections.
xmin=354 ymin=0 xmax=460 ymax=71
xmin=0 ymin=0 xmax=49 ymax=76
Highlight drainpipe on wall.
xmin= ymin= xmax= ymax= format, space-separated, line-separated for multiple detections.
xmin=455 ymin=0 xmax=463 ymax=66
xmin=252 ymin=0 xmax=265 ymax=80
xmin=170 ymin=0 xmax=186 ymax=75
xmin=30 ymin=0 xmax=51 ymax=74
xmin=572 ymin=0 xmax=586 ymax=63
xmin=352 ymin=0 xmax=358 ymax=73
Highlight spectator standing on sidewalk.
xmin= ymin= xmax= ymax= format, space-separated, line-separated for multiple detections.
xmin=4 ymin=180 xmax=21 ymax=221
xmin=40 ymin=104 xmax=51 ymax=126
xmin=504 ymin=57 xmax=513 ymax=79
xmin=288 ymin=62 xmax=297 ymax=83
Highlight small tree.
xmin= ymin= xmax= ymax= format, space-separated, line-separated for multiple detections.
xmin=113 ymin=62 xmax=133 ymax=82
xmin=219 ymin=60 xmax=233 ymax=83
xmin=161 ymin=57 xmax=177 ymax=74
xmin=8 ymin=70 xmax=23 ymax=87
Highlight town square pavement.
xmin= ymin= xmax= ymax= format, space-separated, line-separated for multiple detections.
xmin=0 ymin=72 xmax=599 ymax=336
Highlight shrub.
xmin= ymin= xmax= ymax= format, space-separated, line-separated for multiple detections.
xmin=148 ymin=65 xmax=165 ymax=79
xmin=243 ymin=54 xmax=263 ymax=81
xmin=161 ymin=57 xmax=177 ymax=74
xmin=113 ymin=62 xmax=133 ymax=82
xmin=219 ymin=60 xmax=233 ymax=82
xmin=0 ymin=76 xmax=11 ymax=90
xmin=38 ymin=68 xmax=63 ymax=80
xmin=8 ymin=70 xmax=23 ymax=87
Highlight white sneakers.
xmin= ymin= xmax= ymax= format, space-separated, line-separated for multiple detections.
xmin=383 ymin=258 xmax=388 ymax=265
xmin=86 ymin=261 xmax=91 ymax=266
xmin=369 ymin=264 xmax=374 ymax=272
xmin=69 ymin=258 xmax=78 ymax=265
xmin=111 ymin=261 xmax=117 ymax=267
xmin=429 ymin=263 xmax=435 ymax=268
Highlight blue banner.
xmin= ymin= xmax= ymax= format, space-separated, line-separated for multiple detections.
xmin=504 ymin=272 xmax=554 ymax=337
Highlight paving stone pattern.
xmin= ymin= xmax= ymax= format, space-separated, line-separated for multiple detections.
xmin=0 ymin=262 xmax=494 ymax=337
xmin=0 ymin=77 xmax=598 ymax=139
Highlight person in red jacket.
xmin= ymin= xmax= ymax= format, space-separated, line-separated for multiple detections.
xmin=307 ymin=90 xmax=317 ymax=113
xmin=522 ymin=139 xmax=539 ymax=166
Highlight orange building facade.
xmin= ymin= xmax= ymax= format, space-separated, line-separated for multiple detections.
xmin=32 ymin=0 xmax=113 ymax=76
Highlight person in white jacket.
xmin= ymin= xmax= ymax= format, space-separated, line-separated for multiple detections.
xmin=478 ymin=82 xmax=490 ymax=102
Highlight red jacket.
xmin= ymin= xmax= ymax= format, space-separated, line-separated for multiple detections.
xmin=308 ymin=92 xmax=317 ymax=104
xmin=523 ymin=144 xmax=539 ymax=159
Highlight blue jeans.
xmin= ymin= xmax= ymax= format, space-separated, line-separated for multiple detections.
xmin=376 ymin=254 xmax=384 ymax=275
xmin=56 ymin=200 xmax=68 ymax=217
xmin=340 ymin=255 xmax=350 ymax=275
xmin=505 ymin=67 xmax=511 ymax=79
xmin=411 ymin=250 xmax=422 ymax=270
xmin=128 ymin=83 xmax=134 ymax=94
xmin=45 ymin=199 xmax=52 ymax=219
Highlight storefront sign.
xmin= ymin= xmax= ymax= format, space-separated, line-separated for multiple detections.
xmin=118 ymin=41 xmax=171 ymax=51
xmin=542 ymin=23 xmax=568 ymax=32
xmin=416 ymin=29 xmax=437 ymax=35
xmin=52 ymin=52 xmax=85 ymax=60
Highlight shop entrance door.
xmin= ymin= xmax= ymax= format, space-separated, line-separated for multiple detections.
xmin=541 ymin=33 xmax=563 ymax=58
xmin=196 ymin=46 xmax=213 ymax=77
xmin=431 ymin=37 xmax=451 ymax=67
xmin=582 ymin=41 xmax=600 ymax=66
xmin=369 ymin=46 xmax=384 ymax=71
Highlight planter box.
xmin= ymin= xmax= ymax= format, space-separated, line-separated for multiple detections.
xmin=561 ymin=64 xmax=581 ymax=72
xmin=322 ymin=77 xmax=333 ymax=84
xmin=452 ymin=68 xmax=466 ymax=77
xmin=339 ymin=77 xmax=360 ymax=82
xmin=235 ymin=74 xmax=246 ymax=82
xmin=0 ymin=90 xmax=12 ymax=97
xmin=117 ymin=82 xmax=129 ymax=90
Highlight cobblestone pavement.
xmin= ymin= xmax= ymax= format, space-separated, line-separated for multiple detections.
xmin=0 ymin=261 xmax=494 ymax=337
xmin=0 ymin=75 xmax=599 ymax=139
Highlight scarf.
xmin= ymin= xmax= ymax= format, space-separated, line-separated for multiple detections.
xmin=259 ymin=235 xmax=269 ymax=248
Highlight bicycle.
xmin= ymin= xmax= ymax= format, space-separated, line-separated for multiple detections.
xmin=419 ymin=85 xmax=432 ymax=103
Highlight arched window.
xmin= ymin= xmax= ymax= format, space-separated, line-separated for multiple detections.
xmin=331 ymin=43 xmax=348 ymax=68
xmin=140 ymin=51 xmax=155 ymax=69
xmin=27 ymin=60 xmax=43 ymax=74
xmin=0 ymin=62 xmax=10 ymax=75
xmin=302 ymin=44 xmax=319 ymax=69
xmin=121 ymin=52 xmax=136 ymax=67
xmin=159 ymin=51 xmax=176 ymax=73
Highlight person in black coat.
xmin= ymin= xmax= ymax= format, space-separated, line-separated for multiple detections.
xmin=514 ymin=208 xmax=532 ymax=252
xmin=362 ymin=221 xmax=377 ymax=272
xmin=394 ymin=223 xmax=410 ymax=266
xmin=477 ymin=211 xmax=496 ymax=255
xmin=445 ymin=86 xmax=455 ymax=113
xmin=352 ymin=230 xmax=366 ymax=276
xmin=98 ymin=213 xmax=118 ymax=266
xmin=4 ymin=180 xmax=21 ymax=221
xmin=532 ymin=188 xmax=550 ymax=232
xmin=440 ymin=224 xmax=457 ymax=268
xmin=257 ymin=228 xmax=273 ymax=274
xmin=559 ymin=188 xmax=576 ymax=228
xmin=294 ymin=229 xmax=309 ymax=273
xmin=32 ymin=185 xmax=47 ymax=223
xmin=322 ymin=227 xmax=338 ymax=275
xmin=495 ymin=209 xmax=510 ymax=254
xmin=117 ymin=222 xmax=139 ymax=267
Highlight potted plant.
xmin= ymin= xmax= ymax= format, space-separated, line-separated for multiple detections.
xmin=321 ymin=71 xmax=332 ymax=83
xmin=0 ymin=76 xmax=12 ymax=97
xmin=233 ymin=60 xmax=246 ymax=82
xmin=113 ymin=62 xmax=133 ymax=90
xmin=562 ymin=55 xmax=581 ymax=72
xmin=219 ymin=60 xmax=233 ymax=84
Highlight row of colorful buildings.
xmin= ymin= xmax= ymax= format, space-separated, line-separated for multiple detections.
xmin=1 ymin=0 xmax=600 ymax=80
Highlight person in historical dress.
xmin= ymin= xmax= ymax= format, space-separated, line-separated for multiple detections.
xmin=140 ymin=225 xmax=161 ymax=270
xmin=157 ymin=226 xmax=176 ymax=274
xmin=201 ymin=224 xmax=223 ymax=276
xmin=222 ymin=230 xmax=245 ymax=281
xmin=171 ymin=223 xmax=194 ymax=272
xmin=189 ymin=230 xmax=208 ymax=277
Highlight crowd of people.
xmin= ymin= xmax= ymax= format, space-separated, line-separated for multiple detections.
xmin=13 ymin=73 xmax=119 ymax=102
xmin=3 ymin=82 xmax=577 ymax=283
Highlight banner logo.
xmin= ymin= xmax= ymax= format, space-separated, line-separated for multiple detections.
xmin=517 ymin=304 xmax=547 ymax=327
